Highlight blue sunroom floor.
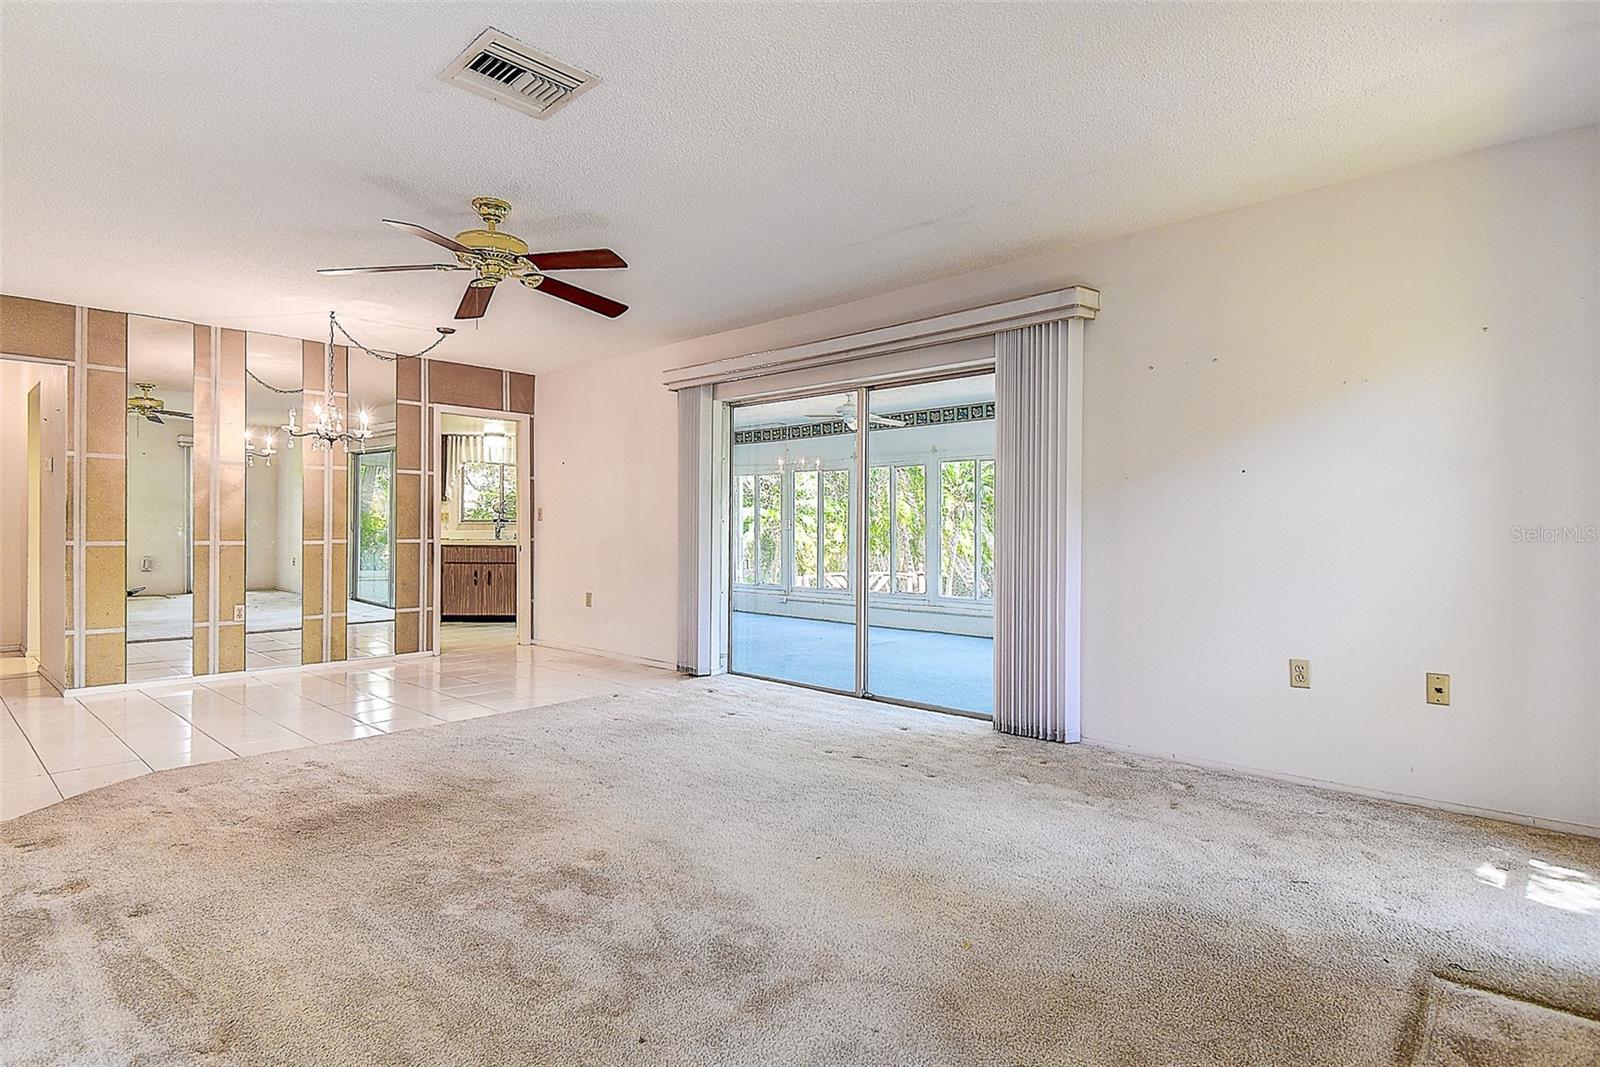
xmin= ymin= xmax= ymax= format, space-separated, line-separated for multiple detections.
xmin=730 ymin=610 xmax=993 ymax=716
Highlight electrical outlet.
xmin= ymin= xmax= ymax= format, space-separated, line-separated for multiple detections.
xmin=584 ymin=592 xmax=593 ymax=608
xmin=1427 ymin=673 xmax=1450 ymax=706
xmin=537 ymin=507 xmax=544 ymax=521
xmin=1289 ymin=659 xmax=1310 ymax=688
xmin=233 ymin=604 xmax=245 ymax=623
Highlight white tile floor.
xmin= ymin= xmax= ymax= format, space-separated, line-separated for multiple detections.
xmin=0 ymin=641 xmax=679 ymax=821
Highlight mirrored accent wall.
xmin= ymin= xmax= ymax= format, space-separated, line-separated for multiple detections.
xmin=243 ymin=334 xmax=303 ymax=669
xmin=124 ymin=316 xmax=197 ymax=682
xmin=347 ymin=348 xmax=397 ymax=659
xmin=4 ymin=291 xmax=545 ymax=690
xmin=82 ymin=309 xmax=129 ymax=685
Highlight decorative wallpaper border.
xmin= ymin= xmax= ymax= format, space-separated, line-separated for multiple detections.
xmin=733 ymin=401 xmax=995 ymax=445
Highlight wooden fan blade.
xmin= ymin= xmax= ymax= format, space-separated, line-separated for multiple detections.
xmin=317 ymin=264 xmax=467 ymax=275
xmin=455 ymin=284 xmax=495 ymax=320
xmin=534 ymin=276 xmax=628 ymax=318
xmin=523 ymin=248 xmax=628 ymax=271
xmin=381 ymin=220 xmax=475 ymax=256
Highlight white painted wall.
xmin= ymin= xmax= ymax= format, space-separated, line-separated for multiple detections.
xmin=535 ymin=125 xmax=1599 ymax=829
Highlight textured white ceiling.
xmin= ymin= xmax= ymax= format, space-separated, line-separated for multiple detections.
xmin=3 ymin=3 xmax=1596 ymax=373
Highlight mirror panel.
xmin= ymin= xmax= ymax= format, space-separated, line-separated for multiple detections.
xmin=347 ymin=349 xmax=396 ymax=658
xmin=124 ymin=316 xmax=195 ymax=682
xmin=244 ymin=334 xmax=303 ymax=669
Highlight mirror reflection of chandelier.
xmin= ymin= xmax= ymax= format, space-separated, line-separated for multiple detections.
xmin=243 ymin=428 xmax=278 ymax=467
xmin=281 ymin=315 xmax=374 ymax=452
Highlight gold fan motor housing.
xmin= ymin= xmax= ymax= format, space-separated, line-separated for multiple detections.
xmin=127 ymin=382 xmax=164 ymax=415
xmin=454 ymin=197 xmax=538 ymax=285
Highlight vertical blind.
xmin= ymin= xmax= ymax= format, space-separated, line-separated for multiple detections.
xmin=993 ymin=321 xmax=1079 ymax=741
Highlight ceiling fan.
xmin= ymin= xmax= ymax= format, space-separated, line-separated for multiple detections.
xmin=126 ymin=382 xmax=193 ymax=424
xmin=317 ymin=197 xmax=628 ymax=321
xmin=801 ymin=399 xmax=906 ymax=430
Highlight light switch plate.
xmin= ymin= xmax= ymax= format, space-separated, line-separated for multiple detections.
xmin=1427 ymin=673 xmax=1450 ymax=705
xmin=1289 ymin=659 xmax=1310 ymax=688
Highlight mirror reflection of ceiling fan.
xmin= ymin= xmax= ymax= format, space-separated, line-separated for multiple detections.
xmin=316 ymin=197 xmax=628 ymax=321
xmin=800 ymin=399 xmax=906 ymax=430
xmin=126 ymin=382 xmax=193 ymax=424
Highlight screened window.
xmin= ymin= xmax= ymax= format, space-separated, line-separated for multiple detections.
xmin=737 ymin=473 xmax=784 ymax=586
xmin=737 ymin=475 xmax=757 ymax=583
xmin=794 ymin=470 xmax=819 ymax=589
xmin=735 ymin=460 xmax=990 ymax=599
xmin=460 ymin=461 xmax=516 ymax=521
xmin=821 ymin=469 xmax=850 ymax=590
xmin=940 ymin=460 xmax=977 ymax=597
xmin=937 ymin=459 xmax=997 ymax=600
xmin=893 ymin=464 xmax=927 ymax=594
xmin=867 ymin=466 xmax=892 ymax=592
xmin=978 ymin=459 xmax=995 ymax=599
xmin=757 ymin=474 xmax=781 ymax=585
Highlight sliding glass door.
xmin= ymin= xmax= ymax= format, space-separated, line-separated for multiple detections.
xmin=728 ymin=391 xmax=858 ymax=692
xmin=863 ymin=376 xmax=995 ymax=715
xmin=726 ymin=372 xmax=996 ymax=717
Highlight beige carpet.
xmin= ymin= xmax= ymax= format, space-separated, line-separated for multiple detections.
xmin=2 ymin=676 xmax=1597 ymax=1065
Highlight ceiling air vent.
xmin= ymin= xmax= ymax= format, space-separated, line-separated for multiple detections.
xmin=438 ymin=28 xmax=598 ymax=120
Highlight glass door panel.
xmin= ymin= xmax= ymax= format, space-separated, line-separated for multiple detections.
xmin=352 ymin=450 xmax=395 ymax=608
xmin=729 ymin=391 xmax=857 ymax=693
xmin=864 ymin=374 xmax=996 ymax=716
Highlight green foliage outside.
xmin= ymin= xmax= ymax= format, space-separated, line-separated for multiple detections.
xmin=461 ymin=461 xmax=517 ymax=524
xmin=357 ymin=459 xmax=392 ymax=571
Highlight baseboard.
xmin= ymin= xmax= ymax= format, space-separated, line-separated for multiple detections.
xmin=530 ymin=637 xmax=676 ymax=671
xmin=63 ymin=650 xmax=437 ymax=697
xmin=36 ymin=665 xmax=66 ymax=694
xmin=0 ymin=644 xmax=23 ymax=655
xmin=1080 ymin=736 xmax=1600 ymax=840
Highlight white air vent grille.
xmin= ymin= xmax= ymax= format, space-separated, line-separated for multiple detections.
xmin=439 ymin=28 xmax=598 ymax=120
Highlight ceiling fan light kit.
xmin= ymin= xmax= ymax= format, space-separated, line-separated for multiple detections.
xmin=318 ymin=197 xmax=629 ymax=321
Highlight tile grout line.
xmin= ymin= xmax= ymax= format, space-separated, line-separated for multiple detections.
xmin=1 ymin=704 xmax=65 ymax=800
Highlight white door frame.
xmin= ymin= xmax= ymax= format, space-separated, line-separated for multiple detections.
xmin=427 ymin=402 xmax=533 ymax=653
xmin=0 ymin=353 xmax=69 ymax=689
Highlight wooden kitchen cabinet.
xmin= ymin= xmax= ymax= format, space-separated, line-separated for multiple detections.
xmin=441 ymin=545 xmax=517 ymax=619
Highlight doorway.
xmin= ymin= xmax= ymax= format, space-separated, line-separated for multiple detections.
xmin=0 ymin=356 xmax=67 ymax=691
xmin=430 ymin=407 xmax=531 ymax=653
xmin=727 ymin=371 xmax=996 ymax=717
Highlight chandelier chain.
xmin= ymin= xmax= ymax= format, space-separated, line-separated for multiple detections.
xmin=330 ymin=312 xmax=453 ymax=363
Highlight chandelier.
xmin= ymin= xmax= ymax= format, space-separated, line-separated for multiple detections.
xmin=243 ymin=428 xmax=278 ymax=467
xmin=280 ymin=315 xmax=374 ymax=451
